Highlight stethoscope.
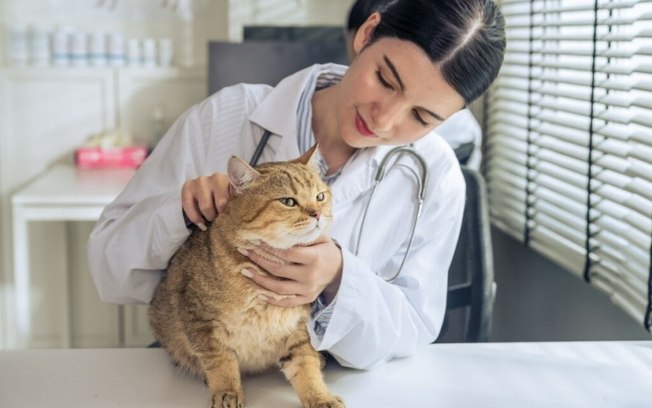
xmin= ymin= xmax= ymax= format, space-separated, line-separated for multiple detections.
xmin=251 ymin=130 xmax=428 ymax=282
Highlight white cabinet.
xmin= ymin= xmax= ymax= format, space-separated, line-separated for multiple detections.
xmin=0 ymin=66 xmax=206 ymax=349
xmin=0 ymin=67 xmax=115 ymax=349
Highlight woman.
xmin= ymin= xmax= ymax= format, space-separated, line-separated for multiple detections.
xmin=88 ymin=0 xmax=505 ymax=369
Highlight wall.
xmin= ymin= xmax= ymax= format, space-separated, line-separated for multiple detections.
xmin=227 ymin=0 xmax=350 ymax=41
xmin=490 ymin=227 xmax=652 ymax=341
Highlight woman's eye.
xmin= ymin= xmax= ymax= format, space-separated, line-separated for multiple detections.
xmin=376 ymin=70 xmax=394 ymax=90
xmin=316 ymin=192 xmax=325 ymax=201
xmin=279 ymin=198 xmax=296 ymax=207
xmin=413 ymin=110 xmax=429 ymax=127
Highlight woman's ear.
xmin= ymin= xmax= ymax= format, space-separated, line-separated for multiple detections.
xmin=352 ymin=12 xmax=382 ymax=57
xmin=227 ymin=156 xmax=261 ymax=193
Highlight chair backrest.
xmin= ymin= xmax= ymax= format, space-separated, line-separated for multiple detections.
xmin=437 ymin=166 xmax=495 ymax=342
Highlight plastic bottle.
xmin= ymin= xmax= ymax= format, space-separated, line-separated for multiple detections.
xmin=142 ymin=38 xmax=156 ymax=67
xmin=29 ymin=26 xmax=51 ymax=66
xmin=89 ymin=32 xmax=107 ymax=67
xmin=126 ymin=38 xmax=142 ymax=67
xmin=52 ymin=26 xmax=72 ymax=66
xmin=152 ymin=107 xmax=165 ymax=146
xmin=107 ymin=32 xmax=126 ymax=67
xmin=7 ymin=24 xmax=29 ymax=66
xmin=158 ymin=38 xmax=173 ymax=66
xmin=69 ymin=30 xmax=89 ymax=67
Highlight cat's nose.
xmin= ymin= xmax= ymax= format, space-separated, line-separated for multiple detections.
xmin=310 ymin=210 xmax=321 ymax=220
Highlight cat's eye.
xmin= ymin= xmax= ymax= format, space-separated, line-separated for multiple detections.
xmin=316 ymin=192 xmax=325 ymax=201
xmin=279 ymin=197 xmax=296 ymax=207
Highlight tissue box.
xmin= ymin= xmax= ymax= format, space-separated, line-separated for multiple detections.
xmin=75 ymin=146 xmax=149 ymax=169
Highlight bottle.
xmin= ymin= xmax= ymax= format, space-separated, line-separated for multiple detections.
xmin=142 ymin=38 xmax=156 ymax=67
xmin=7 ymin=24 xmax=29 ymax=66
xmin=152 ymin=107 xmax=165 ymax=146
xmin=126 ymin=38 xmax=142 ymax=67
xmin=69 ymin=30 xmax=89 ymax=67
xmin=52 ymin=26 xmax=71 ymax=66
xmin=158 ymin=38 xmax=173 ymax=66
xmin=89 ymin=32 xmax=107 ymax=67
xmin=107 ymin=32 xmax=125 ymax=67
xmin=29 ymin=26 xmax=51 ymax=66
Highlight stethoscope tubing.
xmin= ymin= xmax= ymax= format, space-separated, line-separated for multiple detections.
xmin=249 ymin=130 xmax=273 ymax=166
xmin=354 ymin=145 xmax=427 ymax=282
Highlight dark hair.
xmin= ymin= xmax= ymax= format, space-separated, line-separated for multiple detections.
xmin=346 ymin=0 xmax=397 ymax=31
xmin=362 ymin=0 xmax=506 ymax=105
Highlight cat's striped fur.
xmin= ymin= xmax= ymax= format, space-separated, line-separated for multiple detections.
xmin=148 ymin=146 xmax=344 ymax=408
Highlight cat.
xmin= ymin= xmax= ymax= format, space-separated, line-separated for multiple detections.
xmin=148 ymin=145 xmax=345 ymax=408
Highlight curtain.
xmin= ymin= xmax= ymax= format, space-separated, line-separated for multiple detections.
xmin=486 ymin=0 xmax=652 ymax=329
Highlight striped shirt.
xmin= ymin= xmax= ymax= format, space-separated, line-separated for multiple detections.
xmin=296 ymin=65 xmax=347 ymax=185
xmin=295 ymin=64 xmax=346 ymax=335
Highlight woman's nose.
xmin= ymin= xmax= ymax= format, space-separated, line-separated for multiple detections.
xmin=371 ymin=99 xmax=403 ymax=131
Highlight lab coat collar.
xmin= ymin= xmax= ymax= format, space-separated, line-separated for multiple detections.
xmin=329 ymin=145 xmax=396 ymax=206
xmin=247 ymin=63 xmax=348 ymax=163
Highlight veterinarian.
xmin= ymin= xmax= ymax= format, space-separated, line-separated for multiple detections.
xmin=88 ymin=0 xmax=506 ymax=369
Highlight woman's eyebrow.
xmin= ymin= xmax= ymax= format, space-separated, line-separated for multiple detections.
xmin=383 ymin=55 xmax=446 ymax=122
xmin=383 ymin=55 xmax=405 ymax=92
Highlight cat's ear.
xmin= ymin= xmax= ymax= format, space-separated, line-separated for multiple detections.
xmin=227 ymin=156 xmax=261 ymax=193
xmin=292 ymin=144 xmax=323 ymax=172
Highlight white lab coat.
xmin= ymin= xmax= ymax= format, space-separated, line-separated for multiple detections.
xmin=87 ymin=64 xmax=465 ymax=369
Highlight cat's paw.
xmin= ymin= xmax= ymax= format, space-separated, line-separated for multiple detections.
xmin=211 ymin=390 xmax=244 ymax=408
xmin=306 ymin=395 xmax=345 ymax=408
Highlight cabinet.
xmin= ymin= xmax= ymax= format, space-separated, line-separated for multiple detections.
xmin=0 ymin=66 xmax=207 ymax=348
xmin=0 ymin=68 xmax=115 ymax=349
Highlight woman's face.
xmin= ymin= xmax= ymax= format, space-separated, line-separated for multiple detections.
xmin=336 ymin=14 xmax=465 ymax=149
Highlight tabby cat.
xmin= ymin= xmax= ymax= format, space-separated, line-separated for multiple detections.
xmin=148 ymin=146 xmax=344 ymax=408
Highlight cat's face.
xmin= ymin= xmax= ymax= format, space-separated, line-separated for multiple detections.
xmin=227 ymin=148 xmax=333 ymax=249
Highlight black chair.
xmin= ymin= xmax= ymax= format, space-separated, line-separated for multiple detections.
xmin=453 ymin=142 xmax=475 ymax=165
xmin=437 ymin=166 xmax=495 ymax=343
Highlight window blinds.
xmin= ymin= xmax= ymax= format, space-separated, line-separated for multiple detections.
xmin=486 ymin=0 xmax=652 ymax=330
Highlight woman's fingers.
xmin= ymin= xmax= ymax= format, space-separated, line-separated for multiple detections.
xmin=181 ymin=183 xmax=207 ymax=230
xmin=181 ymin=173 xmax=232 ymax=229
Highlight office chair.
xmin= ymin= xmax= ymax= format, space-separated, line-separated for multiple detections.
xmin=436 ymin=166 xmax=495 ymax=342
xmin=453 ymin=142 xmax=475 ymax=165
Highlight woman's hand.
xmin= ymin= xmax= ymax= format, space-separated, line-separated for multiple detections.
xmin=181 ymin=172 xmax=231 ymax=231
xmin=239 ymin=236 xmax=343 ymax=307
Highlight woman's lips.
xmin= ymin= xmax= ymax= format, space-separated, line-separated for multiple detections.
xmin=355 ymin=113 xmax=376 ymax=137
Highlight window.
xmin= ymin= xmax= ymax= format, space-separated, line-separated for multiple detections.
xmin=486 ymin=0 xmax=652 ymax=329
